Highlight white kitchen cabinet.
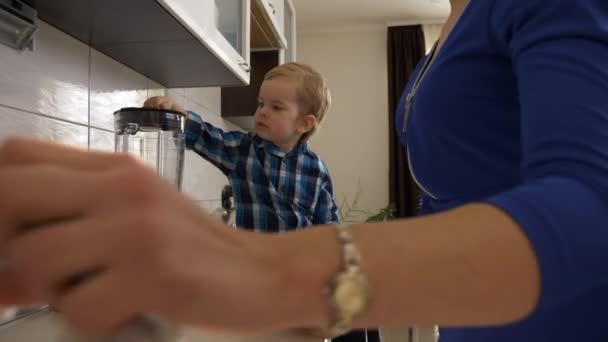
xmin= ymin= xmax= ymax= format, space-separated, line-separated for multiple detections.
xmin=268 ymin=0 xmax=285 ymax=32
xmin=222 ymin=0 xmax=296 ymax=128
xmin=250 ymin=0 xmax=295 ymax=61
xmin=158 ymin=0 xmax=252 ymax=84
xmin=36 ymin=0 xmax=253 ymax=87
xmin=251 ymin=0 xmax=287 ymax=49
xmin=280 ymin=0 xmax=297 ymax=63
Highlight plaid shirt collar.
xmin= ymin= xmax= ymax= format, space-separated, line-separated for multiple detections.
xmin=252 ymin=134 xmax=311 ymax=158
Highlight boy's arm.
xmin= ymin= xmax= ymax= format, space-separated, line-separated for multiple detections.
xmin=312 ymin=173 xmax=340 ymax=225
xmin=185 ymin=111 xmax=247 ymax=174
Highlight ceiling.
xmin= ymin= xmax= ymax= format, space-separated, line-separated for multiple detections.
xmin=292 ymin=0 xmax=449 ymax=32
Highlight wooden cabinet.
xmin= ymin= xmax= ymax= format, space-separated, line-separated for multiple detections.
xmin=221 ymin=50 xmax=279 ymax=130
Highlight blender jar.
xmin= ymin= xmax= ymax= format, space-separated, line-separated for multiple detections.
xmin=114 ymin=108 xmax=186 ymax=189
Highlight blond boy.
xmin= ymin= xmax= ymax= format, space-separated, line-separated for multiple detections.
xmin=145 ymin=63 xmax=339 ymax=231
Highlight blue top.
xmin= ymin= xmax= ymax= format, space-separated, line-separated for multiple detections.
xmin=396 ymin=0 xmax=608 ymax=341
xmin=185 ymin=111 xmax=339 ymax=232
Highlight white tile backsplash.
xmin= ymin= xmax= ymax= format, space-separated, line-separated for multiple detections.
xmin=89 ymin=128 xmax=114 ymax=152
xmin=89 ymin=49 xmax=148 ymax=130
xmin=167 ymin=88 xmax=187 ymax=109
xmin=183 ymin=149 xmax=229 ymax=201
xmin=147 ymin=79 xmax=167 ymax=99
xmin=185 ymin=87 xmax=221 ymax=114
xmin=0 ymin=20 xmax=234 ymax=203
xmin=187 ymin=100 xmax=229 ymax=130
xmin=194 ymin=199 xmax=223 ymax=212
xmin=181 ymin=101 xmax=238 ymax=201
xmin=0 ymin=311 xmax=68 ymax=342
xmin=0 ymin=22 xmax=89 ymax=125
xmin=0 ymin=105 xmax=88 ymax=148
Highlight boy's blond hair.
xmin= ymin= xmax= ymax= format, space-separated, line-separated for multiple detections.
xmin=264 ymin=62 xmax=331 ymax=141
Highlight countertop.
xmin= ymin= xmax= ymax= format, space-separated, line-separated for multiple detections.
xmin=0 ymin=310 xmax=324 ymax=342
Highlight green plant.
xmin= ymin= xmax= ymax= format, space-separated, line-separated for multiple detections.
xmin=364 ymin=204 xmax=395 ymax=222
xmin=338 ymin=185 xmax=395 ymax=223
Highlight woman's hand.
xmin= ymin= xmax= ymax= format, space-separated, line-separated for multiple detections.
xmin=0 ymin=138 xmax=302 ymax=336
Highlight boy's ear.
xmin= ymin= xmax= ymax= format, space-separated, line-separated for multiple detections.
xmin=298 ymin=114 xmax=317 ymax=134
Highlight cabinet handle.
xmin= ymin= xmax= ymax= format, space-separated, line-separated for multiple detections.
xmin=238 ymin=61 xmax=251 ymax=72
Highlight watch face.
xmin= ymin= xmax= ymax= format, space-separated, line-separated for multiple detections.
xmin=333 ymin=268 xmax=370 ymax=317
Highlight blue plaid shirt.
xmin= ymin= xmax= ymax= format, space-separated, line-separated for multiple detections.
xmin=185 ymin=111 xmax=340 ymax=232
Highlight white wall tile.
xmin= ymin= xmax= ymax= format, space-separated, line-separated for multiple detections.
xmin=193 ymin=199 xmax=222 ymax=212
xmin=182 ymin=150 xmax=211 ymax=201
xmin=184 ymin=87 xmax=221 ymax=114
xmin=181 ymin=101 xmax=232 ymax=201
xmin=166 ymin=88 xmax=187 ymax=109
xmin=167 ymin=88 xmax=185 ymax=97
xmin=90 ymin=50 xmax=148 ymax=131
xmin=186 ymin=99 xmax=220 ymax=125
xmin=147 ymin=79 xmax=166 ymax=99
xmin=0 ymin=20 xmax=240 ymax=211
xmin=183 ymin=150 xmax=228 ymax=201
xmin=0 ymin=22 xmax=89 ymax=125
xmin=223 ymin=117 xmax=247 ymax=132
xmin=89 ymin=128 xmax=115 ymax=152
xmin=92 ymin=127 xmax=226 ymax=202
xmin=0 ymin=312 xmax=68 ymax=342
xmin=0 ymin=106 xmax=88 ymax=148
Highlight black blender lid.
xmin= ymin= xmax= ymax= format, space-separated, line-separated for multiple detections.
xmin=114 ymin=107 xmax=185 ymax=133
xmin=113 ymin=107 xmax=186 ymax=116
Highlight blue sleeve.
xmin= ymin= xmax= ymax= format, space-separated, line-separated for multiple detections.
xmin=185 ymin=111 xmax=247 ymax=174
xmin=313 ymin=167 xmax=340 ymax=225
xmin=485 ymin=0 xmax=608 ymax=311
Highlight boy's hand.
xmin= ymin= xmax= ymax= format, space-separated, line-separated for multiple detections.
xmin=144 ymin=96 xmax=187 ymax=116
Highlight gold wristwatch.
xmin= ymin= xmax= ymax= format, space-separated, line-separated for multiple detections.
xmin=322 ymin=224 xmax=371 ymax=338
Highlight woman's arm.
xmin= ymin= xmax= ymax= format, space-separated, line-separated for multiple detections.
xmin=270 ymin=203 xmax=540 ymax=331
xmin=0 ymin=139 xmax=539 ymax=335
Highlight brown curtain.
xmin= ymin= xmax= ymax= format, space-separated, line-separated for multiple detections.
xmin=388 ymin=25 xmax=426 ymax=218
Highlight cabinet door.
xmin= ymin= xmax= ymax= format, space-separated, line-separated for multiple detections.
xmin=253 ymin=0 xmax=287 ymax=48
xmin=268 ymin=0 xmax=285 ymax=33
xmin=222 ymin=51 xmax=280 ymax=118
xmin=214 ymin=0 xmax=251 ymax=67
xmin=280 ymin=0 xmax=296 ymax=63
xmin=158 ymin=0 xmax=251 ymax=84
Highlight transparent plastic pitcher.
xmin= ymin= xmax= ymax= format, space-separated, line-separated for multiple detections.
xmin=114 ymin=108 xmax=186 ymax=189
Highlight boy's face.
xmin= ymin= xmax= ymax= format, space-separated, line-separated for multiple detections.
xmin=254 ymin=77 xmax=315 ymax=151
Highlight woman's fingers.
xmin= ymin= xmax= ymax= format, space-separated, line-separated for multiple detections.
xmin=0 ymin=271 xmax=36 ymax=306
xmin=2 ymin=213 xmax=149 ymax=301
xmin=0 ymin=137 xmax=131 ymax=170
xmin=0 ymin=152 xmax=171 ymax=305
xmin=56 ymin=267 xmax=146 ymax=336
xmin=0 ymin=148 xmax=173 ymax=240
xmin=0 ymin=165 xmax=97 ymax=240
xmin=0 ymin=139 xmax=283 ymax=335
xmin=143 ymin=96 xmax=164 ymax=108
